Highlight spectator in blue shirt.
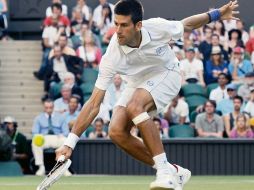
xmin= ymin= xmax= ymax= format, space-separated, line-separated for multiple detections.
xmin=205 ymin=45 xmax=229 ymax=84
xmin=228 ymin=46 xmax=253 ymax=81
xmin=63 ymin=96 xmax=80 ymax=131
xmin=32 ymin=99 xmax=70 ymax=176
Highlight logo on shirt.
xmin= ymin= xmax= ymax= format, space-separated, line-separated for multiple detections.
xmin=147 ymin=81 xmax=154 ymax=86
xmin=156 ymin=46 xmax=166 ymax=56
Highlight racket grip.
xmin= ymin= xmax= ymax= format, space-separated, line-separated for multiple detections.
xmin=58 ymin=155 xmax=65 ymax=162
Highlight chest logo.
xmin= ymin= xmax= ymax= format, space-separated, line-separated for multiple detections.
xmin=156 ymin=46 xmax=166 ymax=56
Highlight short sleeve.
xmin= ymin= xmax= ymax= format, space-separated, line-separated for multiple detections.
xmin=143 ymin=18 xmax=184 ymax=41
xmin=95 ymin=35 xmax=118 ymax=90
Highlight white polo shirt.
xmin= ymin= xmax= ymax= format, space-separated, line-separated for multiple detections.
xmin=95 ymin=18 xmax=184 ymax=90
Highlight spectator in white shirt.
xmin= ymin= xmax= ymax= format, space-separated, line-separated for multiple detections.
xmin=209 ymin=73 xmax=230 ymax=103
xmin=164 ymin=90 xmax=189 ymax=125
xmin=244 ymin=87 xmax=254 ymax=117
xmin=54 ymin=84 xmax=72 ymax=114
xmin=180 ymin=47 xmax=205 ymax=86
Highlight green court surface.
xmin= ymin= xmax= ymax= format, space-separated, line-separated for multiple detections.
xmin=0 ymin=175 xmax=253 ymax=190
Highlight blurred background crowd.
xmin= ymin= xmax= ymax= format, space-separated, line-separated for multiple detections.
xmin=0 ymin=0 xmax=254 ymax=175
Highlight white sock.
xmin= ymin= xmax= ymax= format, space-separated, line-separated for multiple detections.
xmin=153 ymin=153 xmax=172 ymax=175
xmin=152 ymin=160 xmax=177 ymax=174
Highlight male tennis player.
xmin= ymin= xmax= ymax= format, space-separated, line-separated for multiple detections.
xmin=56 ymin=0 xmax=239 ymax=189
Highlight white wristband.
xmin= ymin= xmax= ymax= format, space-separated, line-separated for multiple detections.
xmin=64 ymin=133 xmax=80 ymax=149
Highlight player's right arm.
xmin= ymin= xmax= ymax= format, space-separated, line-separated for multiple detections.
xmin=55 ymin=87 xmax=106 ymax=160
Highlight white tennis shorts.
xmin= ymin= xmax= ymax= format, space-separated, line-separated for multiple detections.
xmin=116 ymin=69 xmax=181 ymax=114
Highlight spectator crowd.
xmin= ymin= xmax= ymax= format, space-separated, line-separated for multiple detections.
xmin=1 ymin=0 xmax=254 ymax=175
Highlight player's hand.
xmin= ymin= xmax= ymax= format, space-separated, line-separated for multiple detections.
xmin=55 ymin=145 xmax=73 ymax=161
xmin=219 ymin=0 xmax=240 ymax=20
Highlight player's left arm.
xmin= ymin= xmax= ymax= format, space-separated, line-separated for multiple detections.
xmin=181 ymin=0 xmax=239 ymax=32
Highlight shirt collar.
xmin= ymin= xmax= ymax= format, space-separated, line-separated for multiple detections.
xmin=44 ymin=113 xmax=55 ymax=118
xmin=120 ymin=27 xmax=151 ymax=55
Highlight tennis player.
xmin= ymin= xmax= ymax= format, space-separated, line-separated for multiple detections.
xmin=56 ymin=0 xmax=239 ymax=189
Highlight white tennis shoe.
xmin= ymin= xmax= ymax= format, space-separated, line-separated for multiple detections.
xmin=173 ymin=164 xmax=191 ymax=190
xmin=150 ymin=174 xmax=176 ymax=190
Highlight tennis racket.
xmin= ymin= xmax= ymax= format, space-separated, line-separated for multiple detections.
xmin=36 ymin=155 xmax=72 ymax=190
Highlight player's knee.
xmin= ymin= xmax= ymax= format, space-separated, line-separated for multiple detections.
xmin=108 ymin=123 xmax=126 ymax=142
xmin=126 ymin=100 xmax=145 ymax=119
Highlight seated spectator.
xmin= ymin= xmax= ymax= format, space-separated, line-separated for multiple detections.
xmin=2 ymin=116 xmax=30 ymax=174
xmin=198 ymin=25 xmax=213 ymax=63
xmin=237 ymin=72 xmax=254 ymax=102
xmin=74 ymin=0 xmax=92 ymax=21
xmin=209 ymin=73 xmax=230 ymax=103
xmin=213 ymin=21 xmax=228 ymax=50
xmin=195 ymin=100 xmax=224 ymax=138
xmin=70 ymin=20 xmax=102 ymax=50
xmin=32 ymin=99 xmax=70 ymax=176
xmin=227 ymin=29 xmax=244 ymax=55
xmin=76 ymin=31 xmax=102 ymax=68
xmin=48 ymin=34 xmax=76 ymax=59
xmin=54 ymin=84 xmax=72 ymax=114
xmin=217 ymin=83 xmax=244 ymax=115
xmin=34 ymin=16 xmax=64 ymax=80
xmin=153 ymin=117 xmax=166 ymax=139
xmin=70 ymin=7 xmax=88 ymax=37
xmin=205 ymin=45 xmax=229 ymax=84
xmin=228 ymin=47 xmax=253 ymax=81
xmin=229 ymin=114 xmax=254 ymax=138
xmin=104 ymin=74 xmax=125 ymax=116
xmin=44 ymin=43 xmax=83 ymax=92
xmin=63 ymin=96 xmax=80 ymax=130
xmin=223 ymin=95 xmax=244 ymax=137
xmin=43 ymin=3 xmax=70 ymax=28
xmin=245 ymin=25 xmax=254 ymax=65
xmin=180 ymin=47 xmax=205 ymax=86
xmin=210 ymin=33 xmax=229 ymax=62
xmin=236 ymin=20 xmax=249 ymax=45
xmin=244 ymin=87 xmax=254 ymax=117
xmin=92 ymin=0 xmax=114 ymax=35
xmin=49 ymin=72 xmax=83 ymax=104
xmin=88 ymin=118 xmax=108 ymax=139
xmin=164 ymin=90 xmax=189 ymax=125
xmin=46 ymin=0 xmax=68 ymax=17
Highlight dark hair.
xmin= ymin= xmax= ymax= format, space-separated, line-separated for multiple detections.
xmin=95 ymin=117 xmax=104 ymax=125
xmin=228 ymin=29 xmax=242 ymax=41
xmin=103 ymin=3 xmax=113 ymax=23
xmin=114 ymin=0 xmax=143 ymax=24
xmin=214 ymin=20 xmax=226 ymax=36
xmin=44 ymin=99 xmax=54 ymax=104
xmin=51 ymin=3 xmax=62 ymax=12
xmin=70 ymin=96 xmax=80 ymax=104
xmin=218 ymin=73 xmax=230 ymax=82
xmin=153 ymin=117 xmax=161 ymax=125
xmin=205 ymin=100 xmax=217 ymax=109
xmin=233 ymin=95 xmax=243 ymax=104
xmin=211 ymin=33 xmax=220 ymax=40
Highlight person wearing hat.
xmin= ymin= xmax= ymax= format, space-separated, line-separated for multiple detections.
xmin=2 ymin=116 xmax=30 ymax=174
xmin=205 ymin=45 xmax=229 ymax=84
xmin=217 ymin=83 xmax=245 ymax=115
xmin=244 ymin=87 xmax=254 ymax=117
xmin=228 ymin=46 xmax=253 ymax=81
xmin=180 ymin=46 xmax=205 ymax=86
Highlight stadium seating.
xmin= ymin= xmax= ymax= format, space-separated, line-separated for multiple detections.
xmin=49 ymin=82 xmax=63 ymax=100
xmin=0 ymin=161 xmax=23 ymax=176
xmin=206 ymin=83 xmax=218 ymax=97
xmin=185 ymin=95 xmax=208 ymax=113
xmin=182 ymin=83 xmax=207 ymax=97
xmin=81 ymin=68 xmax=99 ymax=84
xmin=80 ymin=82 xmax=95 ymax=103
xmin=169 ymin=124 xmax=195 ymax=138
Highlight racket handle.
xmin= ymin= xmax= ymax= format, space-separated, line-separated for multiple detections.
xmin=58 ymin=155 xmax=65 ymax=162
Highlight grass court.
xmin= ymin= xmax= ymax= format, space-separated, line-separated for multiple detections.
xmin=0 ymin=175 xmax=253 ymax=190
